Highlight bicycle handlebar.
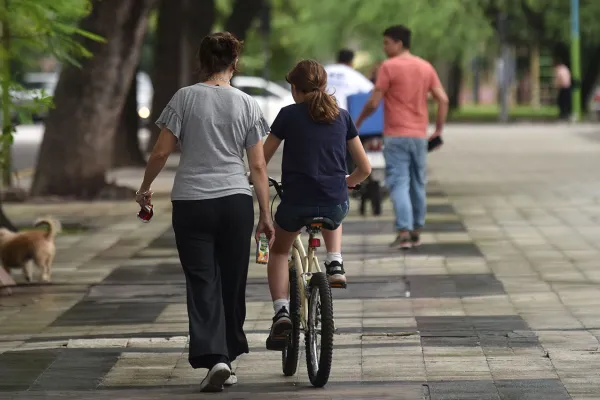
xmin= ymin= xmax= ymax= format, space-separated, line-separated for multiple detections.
xmin=266 ymin=176 xmax=361 ymax=196
xmin=248 ymin=174 xmax=360 ymax=193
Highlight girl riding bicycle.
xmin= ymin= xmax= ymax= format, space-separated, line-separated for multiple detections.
xmin=262 ymin=59 xmax=372 ymax=347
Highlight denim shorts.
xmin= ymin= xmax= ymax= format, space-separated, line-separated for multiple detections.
xmin=275 ymin=201 xmax=350 ymax=233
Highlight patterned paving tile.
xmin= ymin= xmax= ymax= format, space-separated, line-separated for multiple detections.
xmin=0 ymin=177 xmax=576 ymax=398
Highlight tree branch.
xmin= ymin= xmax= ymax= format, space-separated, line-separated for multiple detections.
xmin=224 ymin=0 xmax=263 ymax=41
xmin=519 ymin=0 xmax=545 ymax=42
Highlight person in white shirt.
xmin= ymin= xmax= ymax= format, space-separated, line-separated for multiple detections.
xmin=325 ymin=49 xmax=374 ymax=110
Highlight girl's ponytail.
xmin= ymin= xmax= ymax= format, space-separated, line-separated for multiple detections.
xmin=286 ymin=59 xmax=340 ymax=124
xmin=304 ymin=89 xmax=339 ymax=123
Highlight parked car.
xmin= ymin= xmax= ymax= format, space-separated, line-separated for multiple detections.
xmin=23 ymin=72 xmax=58 ymax=94
xmin=18 ymin=71 xmax=154 ymax=124
xmin=231 ymin=76 xmax=294 ymax=125
xmin=21 ymin=72 xmax=59 ymax=121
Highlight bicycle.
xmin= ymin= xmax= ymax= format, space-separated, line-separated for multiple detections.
xmin=263 ymin=177 xmax=359 ymax=388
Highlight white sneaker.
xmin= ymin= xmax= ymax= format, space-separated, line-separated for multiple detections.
xmin=199 ymin=363 xmax=231 ymax=392
xmin=224 ymin=372 xmax=237 ymax=386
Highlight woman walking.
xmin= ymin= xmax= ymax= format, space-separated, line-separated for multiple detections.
xmin=135 ymin=32 xmax=274 ymax=392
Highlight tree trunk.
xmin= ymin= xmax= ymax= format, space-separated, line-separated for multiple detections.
xmin=0 ymin=198 xmax=16 ymax=294
xmin=448 ymin=58 xmax=463 ymax=111
xmin=112 ymin=69 xmax=146 ymax=167
xmin=0 ymin=198 xmax=16 ymax=232
xmin=182 ymin=0 xmax=216 ymax=86
xmin=31 ymin=0 xmax=156 ymax=198
xmin=224 ymin=0 xmax=263 ymax=41
xmin=146 ymin=0 xmax=186 ymax=152
xmin=581 ymin=45 xmax=600 ymax=112
xmin=530 ymin=44 xmax=540 ymax=108
xmin=147 ymin=0 xmax=215 ymax=151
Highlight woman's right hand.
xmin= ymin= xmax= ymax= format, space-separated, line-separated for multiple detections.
xmin=135 ymin=188 xmax=153 ymax=207
xmin=255 ymin=214 xmax=276 ymax=247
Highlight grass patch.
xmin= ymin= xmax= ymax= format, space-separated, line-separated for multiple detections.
xmin=434 ymin=104 xmax=559 ymax=122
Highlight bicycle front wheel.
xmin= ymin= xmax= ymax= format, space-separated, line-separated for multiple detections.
xmin=305 ymin=271 xmax=334 ymax=387
xmin=282 ymin=267 xmax=300 ymax=376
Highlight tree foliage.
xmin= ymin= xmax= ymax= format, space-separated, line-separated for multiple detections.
xmin=480 ymin=0 xmax=600 ymax=108
xmin=481 ymin=0 xmax=600 ymax=46
xmin=0 ymin=0 xmax=99 ymax=185
xmin=2 ymin=0 xmax=99 ymax=65
xmin=236 ymin=0 xmax=492 ymax=80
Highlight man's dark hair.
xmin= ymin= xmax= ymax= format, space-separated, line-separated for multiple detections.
xmin=383 ymin=25 xmax=411 ymax=49
xmin=337 ymin=49 xmax=355 ymax=64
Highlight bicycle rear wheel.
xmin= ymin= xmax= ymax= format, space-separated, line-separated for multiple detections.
xmin=282 ymin=267 xmax=301 ymax=376
xmin=305 ymin=271 xmax=334 ymax=387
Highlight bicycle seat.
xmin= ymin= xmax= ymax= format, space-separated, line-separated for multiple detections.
xmin=303 ymin=217 xmax=337 ymax=230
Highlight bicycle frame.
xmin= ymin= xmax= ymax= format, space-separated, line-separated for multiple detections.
xmin=290 ymin=231 xmax=321 ymax=332
xmin=260 ymin=176 xmax=355 ymax=387
xmin=265 ymin=177 xmax=352 ymax=333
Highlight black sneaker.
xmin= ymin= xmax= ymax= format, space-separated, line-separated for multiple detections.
xmin=410 ymin=232 xmax=421 ymax=247
xmin=390 ymin=234 xmax=412 ymax=250
xmin=266 ymin=307 xmax=292 ymax=351
xmin=325 ymin=261 xmax=347 ymax=284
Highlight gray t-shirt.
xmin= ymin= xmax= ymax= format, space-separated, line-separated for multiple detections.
xmin=156 ymin=83 xmax=269 ymax=201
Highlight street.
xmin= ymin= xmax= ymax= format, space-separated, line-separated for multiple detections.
xmin=1 ymin=123 xmax=600 ymax=399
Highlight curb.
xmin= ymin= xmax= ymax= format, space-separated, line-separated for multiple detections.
xmin=14 ymin=168 xmax=34 ymax=179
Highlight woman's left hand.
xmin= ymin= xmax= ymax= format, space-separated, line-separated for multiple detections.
xmin=255 ymin=214 xmax=276 ymax=247
xmin=135 ymin=188 xmax=153 ymax=207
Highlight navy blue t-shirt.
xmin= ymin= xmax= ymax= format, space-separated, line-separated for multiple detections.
xmin=270 ymin=102 xmax=359 ymax=206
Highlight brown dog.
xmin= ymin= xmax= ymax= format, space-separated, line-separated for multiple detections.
xmin=0 ymin=217 xmax=61 ymax=283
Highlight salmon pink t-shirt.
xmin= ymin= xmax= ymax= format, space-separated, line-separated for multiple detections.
xmin=375 ymin=55 xmax=441 ymax=138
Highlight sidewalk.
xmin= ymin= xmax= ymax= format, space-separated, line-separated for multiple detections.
xmin=1 ymin=124 xmax=600 ymax=399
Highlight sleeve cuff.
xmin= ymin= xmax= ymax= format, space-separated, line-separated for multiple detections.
xmin=245 ymin=117 xmax=270 ymax=148
xmin=155 ymin=105 xmax=183 ymax=140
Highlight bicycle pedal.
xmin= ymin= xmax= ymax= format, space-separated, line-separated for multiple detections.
xmin=329 ymin=282 xmax=347 ymax=289
xmin=265 ymin=336 xmax=287 ymax=351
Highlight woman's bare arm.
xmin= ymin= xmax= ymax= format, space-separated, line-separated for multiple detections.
xmin=139 ymin=128 xmax=177 ymax=192
xmin=263 ymin=133 xmax=282 ymax=165
xmin=246 ymin=141 xmax=271 ymax=217
xmin=346 ymin=136 xmax=372 ymax=187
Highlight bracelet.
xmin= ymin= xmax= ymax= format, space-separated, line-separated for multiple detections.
xmin=136 ymin=189 xmax=152 ymax=196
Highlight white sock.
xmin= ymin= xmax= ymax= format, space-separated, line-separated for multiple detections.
xmin=326 ymin=252 xmax=343 ymax=264
xmin=273 ymin=299 xmax=289 ymax=314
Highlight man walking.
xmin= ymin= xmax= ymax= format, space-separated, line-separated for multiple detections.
xmin=325 ymin=48 xmax=374 ymax=110
xmin=355 ymin=25 xmax=449 ymax=249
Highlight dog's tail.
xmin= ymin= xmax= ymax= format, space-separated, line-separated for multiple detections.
xmin=34 ymin=217 xmax=62 ymax=240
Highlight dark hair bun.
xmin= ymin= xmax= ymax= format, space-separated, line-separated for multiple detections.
xmin=197 ymin=32 xmax=243 ymax=80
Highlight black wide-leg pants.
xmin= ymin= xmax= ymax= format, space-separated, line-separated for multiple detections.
xmin=172 ymin=194 xmax=254 ymax=369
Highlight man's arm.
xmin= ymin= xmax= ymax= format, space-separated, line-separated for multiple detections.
xmin=355 ymin=88 xmax=384 ymax=128
xmin=356 ymin=62 xmax=389 ymax=129
xmin=430 ymin=86 xmax=449 ymax=138
xmin=428 ymin=66 xmax=449 ymax=138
